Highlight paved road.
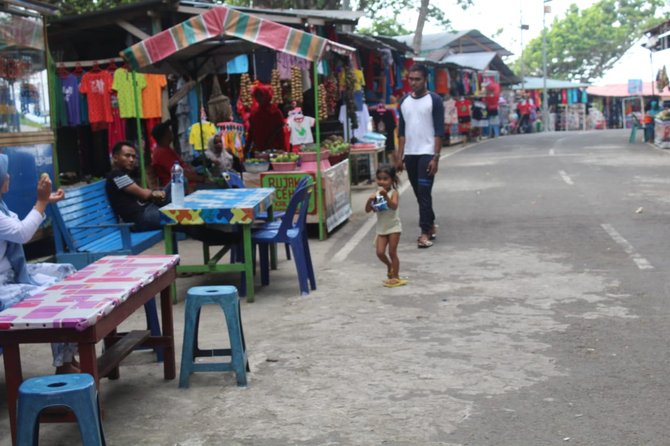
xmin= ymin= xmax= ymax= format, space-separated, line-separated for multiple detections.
xmin=2 ymin=129 xmax=669 ymax=445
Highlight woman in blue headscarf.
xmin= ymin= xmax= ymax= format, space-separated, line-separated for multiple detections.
xmin=0 ymin=154 xmax=79 ymax=373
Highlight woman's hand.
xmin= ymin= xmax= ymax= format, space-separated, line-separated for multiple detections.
xmin=48 ymin=188 xmax=65 ymax=203
xmin=36 ymin=174 xmax=53 ymax=204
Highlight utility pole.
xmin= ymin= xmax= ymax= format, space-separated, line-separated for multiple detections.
xmin=542 ymin=1 xmax=551 ymax=132
xmin=519 ymin=3 xmax=528 ymax=92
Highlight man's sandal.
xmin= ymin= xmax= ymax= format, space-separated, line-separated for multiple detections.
xmin=417 ymin=237 xmax=433 ymax=248
xmin=384 ymin=278 xmax=409 ymax=287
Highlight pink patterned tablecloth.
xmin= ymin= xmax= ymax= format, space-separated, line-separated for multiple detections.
xmin=0 ymin=255 xmax=179 ymax=332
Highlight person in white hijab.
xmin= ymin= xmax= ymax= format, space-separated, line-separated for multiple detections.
xmin=0 ymin=154 xmax=79 ymax=373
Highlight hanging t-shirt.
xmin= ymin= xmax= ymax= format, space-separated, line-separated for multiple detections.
xmin=142 ymin=74 xmax=167 ymax=119
xmin=111 ymin=68 xmax=146 ymax=119
xmin=79 ymin=70 xmax=113 ymax=124
xmin=288 ymin=114 xmax=315 ymax=145
xmin=61 ymin=73 xmax=81 ymax=126
xmin=435 ymin=69 xmax=450 ymax=94
xmin=443 ymin=98 xmax=458 ymax=125
xmin=370 ymin=107 xmax=397 ymax=152
xmin=188 ymin=121 xmax=217 ymax=151
xmin=76 ymin=74 xmax=88 ymax=125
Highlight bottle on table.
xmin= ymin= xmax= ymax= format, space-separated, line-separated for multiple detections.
xmin=171 ymin=161 xmax=185 ymax=207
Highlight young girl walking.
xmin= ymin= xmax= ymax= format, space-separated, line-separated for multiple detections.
xmin=365 ymin=165 xmax=408 ymax=287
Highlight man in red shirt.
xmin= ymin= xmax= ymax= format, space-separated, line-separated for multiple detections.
xmin=516 ymin=94 xmax=532 ymax=134
xmin=150 ymin=122 xmax=209 ymax=189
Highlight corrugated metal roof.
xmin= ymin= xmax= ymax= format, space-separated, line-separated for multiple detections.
xmin=511 ymin=77 xmax=590 ymax=90
xmin=393 ymin=29 xmax=512 ymax=57
xmin=338 ymin=32 xmax=393 ymax=51
xmin=441 ymin=52 xmax=495 ymax=71
xmin=374 ymin=35 xmax=414 ymax=54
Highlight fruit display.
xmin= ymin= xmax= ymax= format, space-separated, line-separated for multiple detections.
xmin=344 ymin=67 xmax=358 ymax=129
xmin=240 ymin=73 xmax=252 ymax=108
xmin=272 ymin=153 xmax=299 ymax=162
xmin=322 ymin=135 xmax=350 ymax=165
xmin=271 ymin=69 xmax=281 ymax=104
xmin=322 ymin=135 xmax=350 ymax=154
xmin=324 ymin=76 xmax=338 ymax=116
xmin=318 ymin=84 xmax=328 ymax=120
xmin=291 ymin=66 xmax=303 ymax=104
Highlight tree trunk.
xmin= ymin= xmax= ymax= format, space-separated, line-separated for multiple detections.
xmin=412 ymin=0 xmax=430 ymax=54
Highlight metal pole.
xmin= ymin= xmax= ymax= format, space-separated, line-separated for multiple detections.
xmin=131 ymin=70 xmax=146 ymax=188
xmin=520 ymin=4 xmax=525 ymax=92
xmin=313 ymin=60 xmax=325 ymax=240
xmin=542 ymin=2 xmax=549 ymax=132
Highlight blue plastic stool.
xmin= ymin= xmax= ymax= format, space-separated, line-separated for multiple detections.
xmin=179 ymin=286 xmax=248 ymax=388
xmin=17 ymin=373 xmax=106 ymax=446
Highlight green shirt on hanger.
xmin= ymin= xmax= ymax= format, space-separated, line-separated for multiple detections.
xmin=112 ymin=68 xmax=146 ymax=118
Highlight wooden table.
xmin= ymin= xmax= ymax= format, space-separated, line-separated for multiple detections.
xmin=160 ymin=188 xmax=275 ymax=303
xmin=0 ymin=255 xmax=179 ymax=445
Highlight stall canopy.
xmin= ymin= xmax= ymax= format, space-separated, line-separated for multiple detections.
xmin=511 ymin=77 xmax=590 ymax=90
xmin=587 ymin=82 xmax=670 ymax=98
xmin=120 ymin=5 xmax=355 ymax=75
xmin=439 ymin=52 xmax=520 ymax=85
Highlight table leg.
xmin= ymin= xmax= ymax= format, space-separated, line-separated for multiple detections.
xmin=103 ymin=329 xmax=120 ymax=380
xmin=78 ymin=342 xmax=99 ymax=385
xmin=164 ymin=226 xmax=178 ymax=304
xmin=160 ymin=285 xmax=176 ymax=380
xmin=243 ymin=225 xmax=255 ymax=303
xmin=3 ymin=343 xmax=22 ymax=446
xmin=268 ymin=205 xmax=277 ymax=270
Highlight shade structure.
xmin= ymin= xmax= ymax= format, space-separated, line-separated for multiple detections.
xmin=120 ymin=6 xmax=354 ymax=75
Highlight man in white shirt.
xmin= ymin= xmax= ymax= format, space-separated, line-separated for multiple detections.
xmin=395 ymin=64 xmax=445 ymax=248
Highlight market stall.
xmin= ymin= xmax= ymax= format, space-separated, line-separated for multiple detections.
xmin=120 ymin=5 xmax=356 ymax=238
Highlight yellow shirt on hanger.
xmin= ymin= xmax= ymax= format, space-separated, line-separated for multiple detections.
xmin=189 ymin=122 xmax=217 ymax=151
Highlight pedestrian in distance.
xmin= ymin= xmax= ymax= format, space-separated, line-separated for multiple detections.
xmin=365 ymin=164 xmax=408 ymax=288
xmin=395 ymin=64 xmax=445 ymax=248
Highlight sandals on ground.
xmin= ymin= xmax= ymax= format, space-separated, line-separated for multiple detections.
xmin=417 ymin=237 xmax=433 ymax=248
xmin=384 ymin=278 xmax=409 ymax=287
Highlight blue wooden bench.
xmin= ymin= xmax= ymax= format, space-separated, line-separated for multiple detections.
xmin=47 ymin=180 xmax=165 ymax=361
xmin=48 ymin=180 xmax=163 ymax=270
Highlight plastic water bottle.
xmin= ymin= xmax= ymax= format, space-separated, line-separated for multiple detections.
xmin=171 ymin=161 xmax=185 ymax=207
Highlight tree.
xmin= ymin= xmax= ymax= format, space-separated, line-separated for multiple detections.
xmin=44 ymin=0 xmax=141 ymax=14
xmin=515 ymin=0 xmax=668 ymax=82
xmin=357 ymin=16 xmax=410 ymax=37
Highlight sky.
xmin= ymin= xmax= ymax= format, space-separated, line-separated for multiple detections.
xmin=362 ymin=0 xmax=600 ymax=59
xmin=357 ymin=0 xmax=669 ymax=85
xmin=427 ymin=0 xmax=600 ymax=57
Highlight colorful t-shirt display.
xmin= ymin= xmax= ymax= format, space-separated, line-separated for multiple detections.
xmin=142 ymin=74 xmax=167 ymax=119
xmin=61 ymin=73 xmax=81 ymax=126
xmin=287 ymin=112 xmax=315 ymax=145
xmin=79 ymin=70 xmax=113 ymax=124
xmin=112 ymin=68 xmax=146 ymax=119
xmin=188 ymin=122 xmax=217 ymax=151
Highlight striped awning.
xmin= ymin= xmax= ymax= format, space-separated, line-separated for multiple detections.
xmin=120 ymin=6 xmax=354 ymax=71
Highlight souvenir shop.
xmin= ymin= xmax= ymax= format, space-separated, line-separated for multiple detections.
xmin=511 ymin=78 xmax=590 ymax=132
xmin=120 ymin=6 xmax=358 ymax=237
xmin=0 ymin=1 xmax=58 ymax=224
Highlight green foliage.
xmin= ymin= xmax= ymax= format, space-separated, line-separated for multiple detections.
xmin=45 ymin=0 xmax=142 ymax=14
xmin=358 ymin=16 xmax=410 ymax=36
xmin=514 ymin=0 xmax=668 ymax=82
